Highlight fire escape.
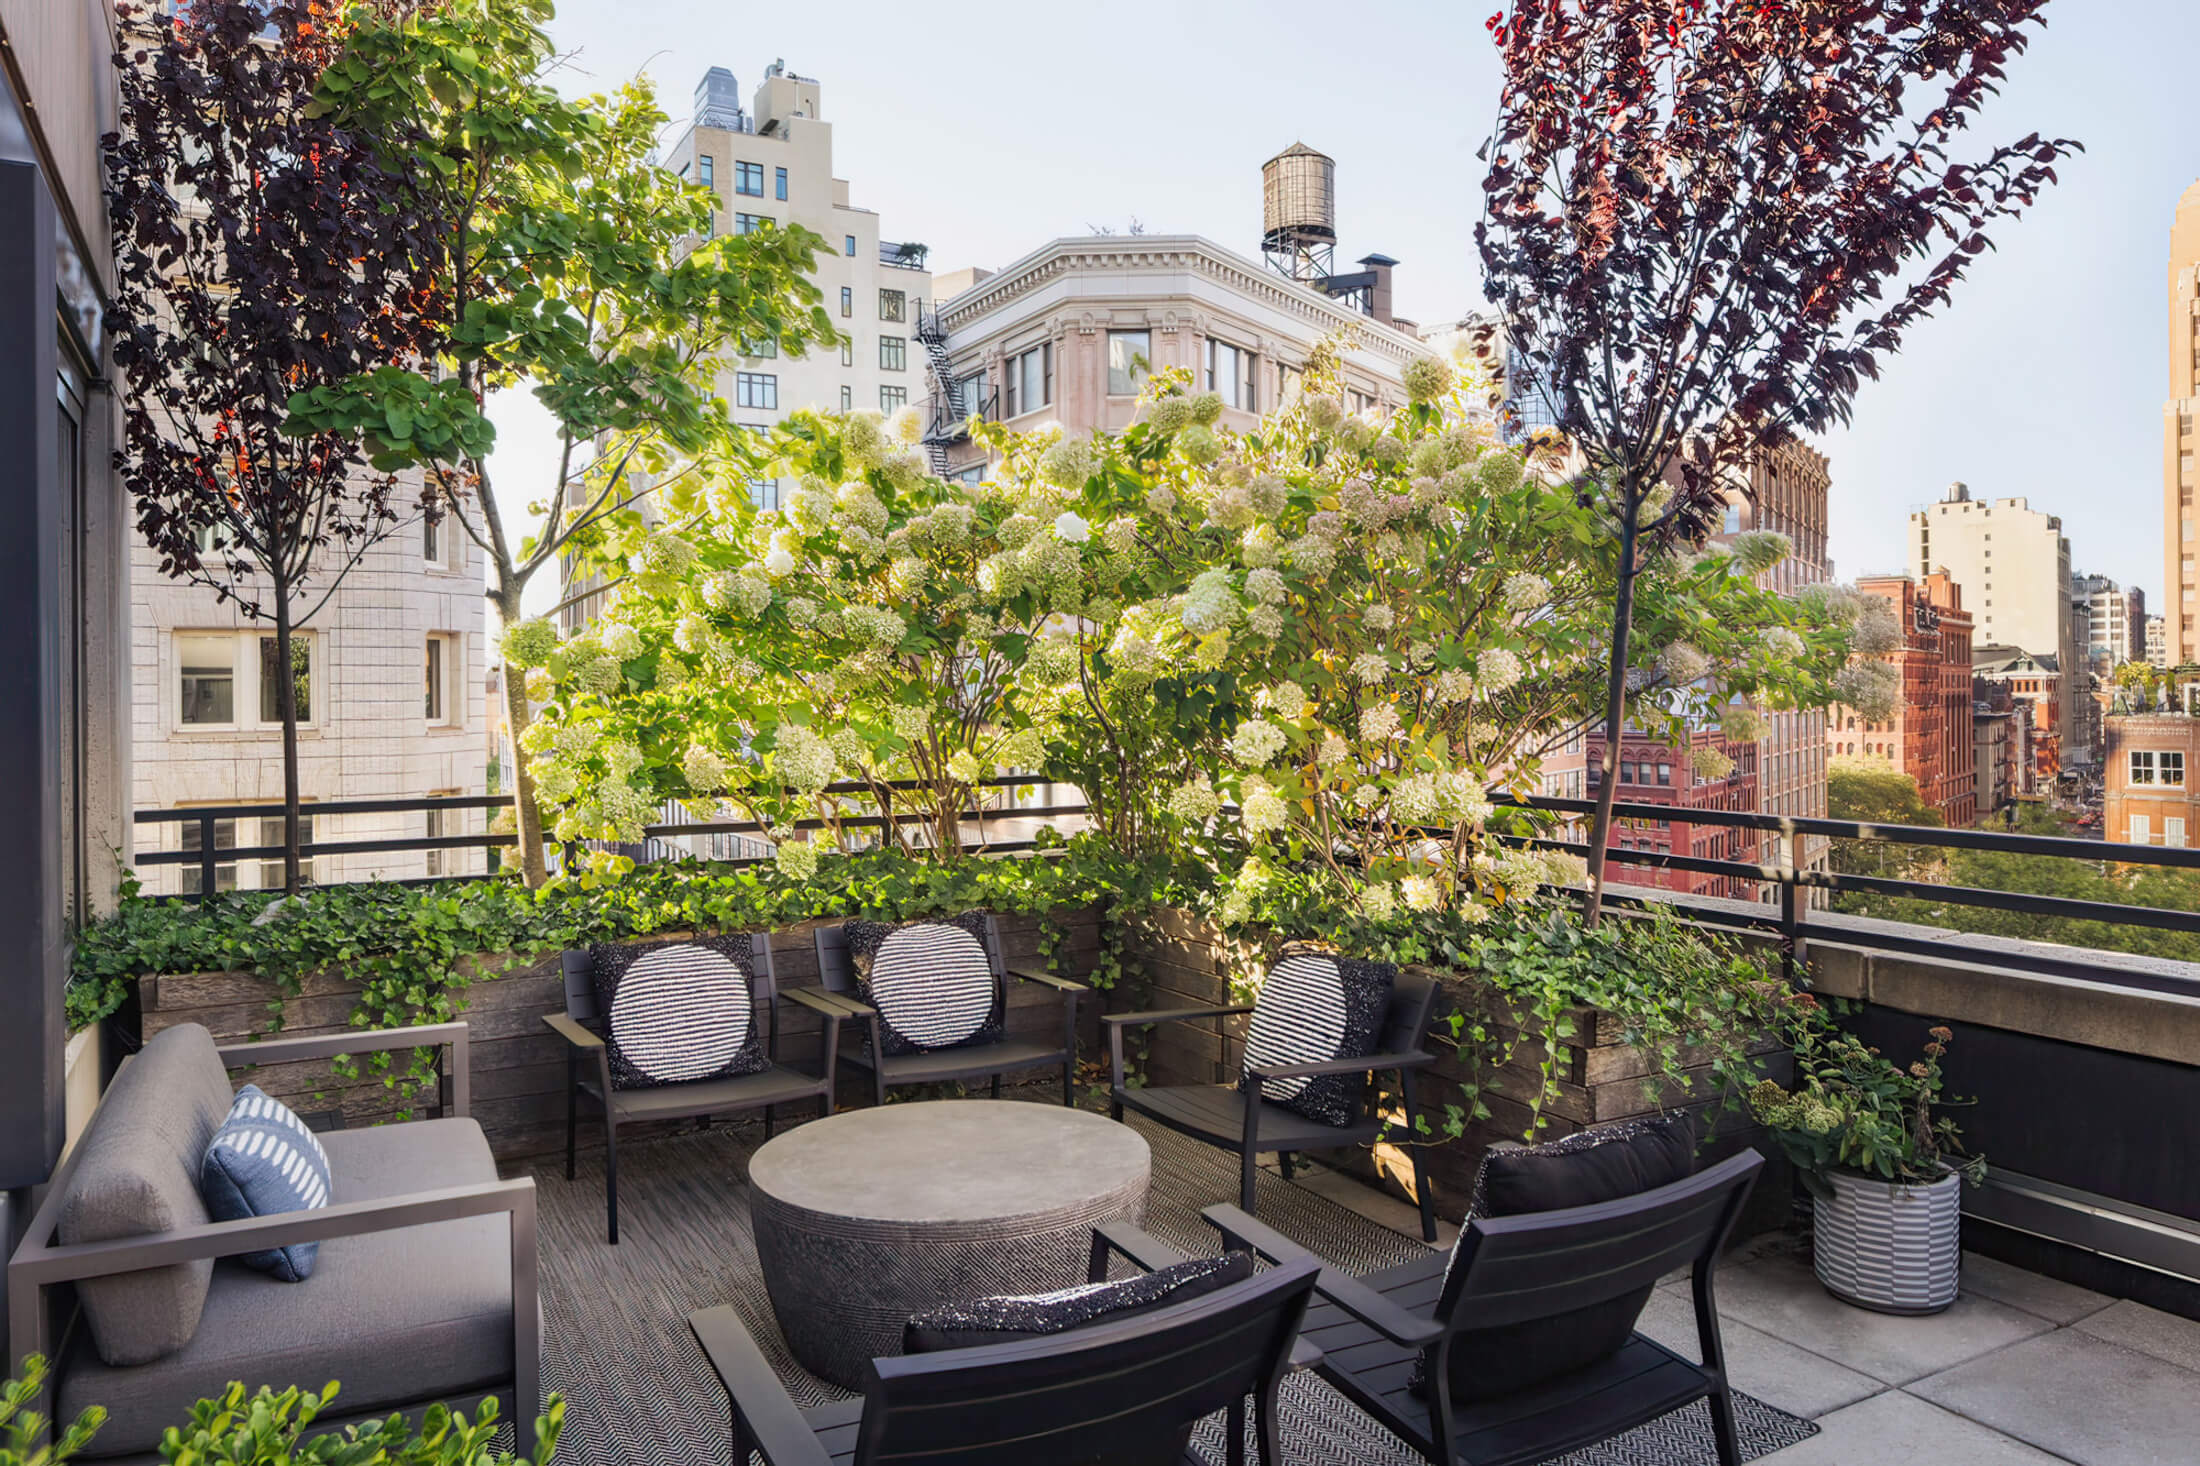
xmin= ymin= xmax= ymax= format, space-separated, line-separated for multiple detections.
xmin=916 ymin=303 xmax=989 ymax=476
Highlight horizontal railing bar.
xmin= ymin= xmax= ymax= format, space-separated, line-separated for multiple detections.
xmin=134 ymin=795 xmax=514 ymax=822
xmin=1803 ymin=868 xmax=2200 ymax=935
xmin=136 ymin=834 xmax=518 ymax=865
xmin=642 ymin=805 xmax=1092 ymax=840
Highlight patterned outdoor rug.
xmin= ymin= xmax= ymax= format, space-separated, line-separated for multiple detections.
xmin=531 ymin=1106 xmax=1817 ymax=1466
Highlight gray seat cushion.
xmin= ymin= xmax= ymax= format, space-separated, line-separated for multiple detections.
xmin=62 ymin=1118 xmax=516 ymax=1458
xmin=56 ymin=1022 xmax=234 ymax=1365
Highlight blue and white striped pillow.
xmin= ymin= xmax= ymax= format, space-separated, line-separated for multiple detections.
xmin=199 ymin=1084 xmax=333 ymax=1282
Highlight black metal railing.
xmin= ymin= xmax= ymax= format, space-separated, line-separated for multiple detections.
xmin=135 ymin=794 xmax=517 ymax=899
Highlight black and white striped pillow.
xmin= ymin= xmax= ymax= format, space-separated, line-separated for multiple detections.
xmin=1240 ymin=949 xmax=1396 ymax=1127
xmin=588 ymin=936 xmax=770 ymax=1089
xmin=845 ymin=911 xmax=1002 ymax=1055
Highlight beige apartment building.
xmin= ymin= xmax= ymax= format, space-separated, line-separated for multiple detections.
xmin=2162 ymin=180 xmax=2200 ymax=664
xmin=666 ymin=64 xmax=933 ymax=506
xmin=132 ymin=515 xmax=489 ymax=895
xmin=1909 ymin=483 xmax=2084 ymax=767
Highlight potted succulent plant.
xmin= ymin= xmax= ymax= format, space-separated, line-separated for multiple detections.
xmin=1748 ymin=1022 xmax=1985 ymax=1315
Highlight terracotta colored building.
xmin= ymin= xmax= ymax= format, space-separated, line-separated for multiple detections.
xmin=1587 ymin=727 xmax=1762 ymax=901
xmin=1973 ymin=646 xmax=2063 ymax=783
xmin=2105 ymin=713 xmax=2200 ymax=848
xmin=1827 ymin=572 xmax=1977 ymax=827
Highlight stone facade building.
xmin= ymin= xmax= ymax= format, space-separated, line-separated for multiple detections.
xmin=1827 ymin=572 xmax=1977 ymax=827
xmin=132 ymin=515 xmax=488 ymax=895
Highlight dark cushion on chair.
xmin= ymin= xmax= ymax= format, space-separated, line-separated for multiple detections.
xmin=199 ymin=1085 xmax=333 ymax=1282
xmin=845 ymin=911 xmax=1001 ymax=1056
xmin=1240 ymin=949 xmax=1395 ymax=1127
xmin=589 ymin=935 xmax=770 ymax=1089
xmin=1422 ymin=1111 xmax=1697 ymax=1402
xmin=903 ymin=1252 xmax=1253 ymax=1353
xmin=55 ymin=1022 xmax=236 ymax=1366
xmin=60 ymin=1118 xmax=517 ymax=1460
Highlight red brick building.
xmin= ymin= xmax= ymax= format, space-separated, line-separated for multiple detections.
xmin=1587 ymin=727 xmax=1762 ymax=900
xmin=1827 ymin=571 xmax=1978 ymax=826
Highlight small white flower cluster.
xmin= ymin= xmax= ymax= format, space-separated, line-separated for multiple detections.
xmin=947 ymin=749 xmax=985 ymax=784
xmin=1657 ymin=642 xmax=1710 ymax=685
xmin=634 ymin=532 xmax=698 ymax=581
xmin=1180 ymin=568 xmax=1242 ymax=633
xmin=682 ymin=744 xmax=728 ymax=791
xmin=775 ymin=839 xmax=820 ymax=881
xmin=1230 ymin=717 xmax=1289 ymax=768
xmin=1260 ymin=680 xmax=1309 ymax=721
xmin=1402 ymin=355 xmax=1454 ymax=405
xmin=1052 ymin=510 xmax=1090 ymax=544
xmin=1831 ymin=659 xmax=1902 ymax=721
xmin=1501 ymin=573 xmax=1551 ymax=612
xmin=1690 ymin=745 xmax=1737 ymax=781
xmin=1729 ymin=530 xmax=1793 ymax=576
xmin=1238 ymin=777 xmax=1288 ymax=837
xmin=1852 ymin=596 xmax=1904 ymax=655
xmin=1245 ymin=566 xmax=1287 ymax=605
xmin=1433 ymin=668 xmax=1475 ymax=705
xmin=1349 ymin=651 xmax=1391 ymax=685
xmin=1165 ymin=776 xmax=1222 ymax=822
xmin=1359 ymin=703 xmax=1402 ymax=741
xmin=1039 ymin=438 xmax=1097 ymax=490
xmin=1760 ymin=626 xmax=1806 ymax=660
xmin=889 ymin=705 xmax=931 ymax=742
xmin=1362 ymin=603 xmax=1395 ymax=632
xmin=1476 ymin=647 xmax=1524 ymax=692
xmin=501 ymin=618 xmax=559 ymax=669
xmin=841 ymin=604 xmax=907 ymax=651
xmin=773 ymin=723 xmax=838 ymax=791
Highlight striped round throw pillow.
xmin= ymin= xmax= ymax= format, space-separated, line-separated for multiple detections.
xmin=199 ymin=1085 xmax=333 ymax=1282
xmin=1240 ymin=950 xmax=1397 ymax=1127
xmin=588 ymin=936 xmax=770 ymax=1089
xmin=846 ymin=911 xmax=1002 ymax=1055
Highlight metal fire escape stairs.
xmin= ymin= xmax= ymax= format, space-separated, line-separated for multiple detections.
xmin=916 ymin=303 xmax=964 ymax=476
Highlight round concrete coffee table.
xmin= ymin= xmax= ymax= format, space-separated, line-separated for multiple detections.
xmin=748 ymin=1100 xmax=1151 ymax=1388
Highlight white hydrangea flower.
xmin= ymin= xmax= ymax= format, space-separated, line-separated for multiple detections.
xmin=1476 ymin=647 xmax=1524 ymax=692
xmin=1363 ymin=603 xmax=1395 ymax=632
xmin=500 ymin=618 xmax=558 ymax=669
xmin=1052 ymin=510 xmax=1091 ymax=544
xmin=1239 ymin=779 xmax=1287 ymax=837
xmin=775 ymin=839 xmax=820 ymax=881
xmin=1501 ymin=573 xmax=1551 ymax=612
xmin=773 ymin=723 xmax=838 ymax=791
xmin=1761 ymin=626 xmax=1806 ymax=659
xmin=573 ymin=655 xmax=623 ymax=696
xmin=1144 ymin=485 xmax=1179 ymax=516
xmin=1188 ymin=391 xmax=1226 ymax=425
xmin=947 ymin=749 xmax=985 ymax=784
xmin=1165 ymin=776 xmax=1222 ymax=822
xmin=1189 ymin=630 xmax=1231 ymax=671
xmin=1103 ymin=516 xmax=1139 ymax=555
xmin=886 ymin=405 xmax=924 ymax=447
xmin=1402 ymin=875 xmax=1442 ymax=912
xmin=1180 ymin=568 xmax=1242 ymax=633
xmin=889 ymin=706 xmax=931 ymax=742
xmin=1177 ymin=425 xmax=1223 ymax=464
xmin=1360 ymin=882 xmax=1398 ymax=920
xmin=673 ymin=613 xmax=712 ymax=655
xmin=1691 ymin=745 xmax=1737 ymax=781
xmin=1349 ymin=652 xmax=1391 ymax=685
xmin=1351 ymin=783 xmax=1384 ymax=810
xmin=1317 ymin=731 xmax=1352 ymax=767
xmin=523 ymin=668 xmax=554 ymax=703
xmin=1246 ymin=604 xmax=1282 ymax=644
xmin=598 ymin=623 xmax=642 ymax=659
xmin=1852 ymin=596 xmax=1903 ymax=655
xmin=763 ymin=546 xmax=796 ymax=578
xmin=1146 ymin=396 xmax=1194 ymax=434
xmin=1832 ymin=659 xmax=1902 ymax=721
xmin=1390 ymin=774 xmax=1441 ymax=827
xmin=1658 ymin=642 xmax=1710 ymax=684
xmin=1730 ymin=530 xmax=1793 ymax=575
xmin=1261 ymin=681 xmax=1309 ymax=721
xmin=682 ymin=745 xmax=728 ymax=791
xmin=1359 ymin=703 xmax=1401 ymax=741
xmin=635 ymin=532 xmax=697 ymax=579
xmin=1230 ymin=717 xmax=1289 ymax=768
xmin=1245 ymin=566 xmax=1287 ymax=605
xmin=1286 ymin=534 xmax=1337 ymax=580
xmin=1433 ymin=668 xmax=1475 ymax=705
xmin=1040 ymin=439 xmax=1097 ymax=489
xmin=602 ymin=740 xmax=644 ymax=779
xmin=1402 ymin=355 xmax=1454 ymax=405
xmin=888 ymin=557 xmax=929 ymax=596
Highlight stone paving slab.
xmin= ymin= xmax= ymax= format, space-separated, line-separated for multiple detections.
xmin=2071 ymin=1299 xmax=2200 ymax=1373
xmin=1750 ymin=1389 xmax=2072 ymax=1465
xmin=1706 ymin=1249 xmax=2056 ymax=1385
xmin=1910 ymin=1328 xmax=2200 ymax=1466
xmin=1635 ymin=1288 xmax=1885 ymax=1420
xmin=1958 ymin=1252 xmax=2117 ymax=1325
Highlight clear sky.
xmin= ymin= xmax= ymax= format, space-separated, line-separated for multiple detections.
xmin=489 ymin=1 xmax=2199 ymax=617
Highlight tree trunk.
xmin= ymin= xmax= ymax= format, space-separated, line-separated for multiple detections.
xmin=498 ymin=587 xmax=551 ymax=886
xmin=1582 ymin=487 xmax=1642 ymax=928
xmin=271 ymin=587 xmax=303 ymax=897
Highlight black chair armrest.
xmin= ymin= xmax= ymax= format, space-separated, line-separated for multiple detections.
xmin=1100 ymin=1005 xmax=1252 ymax=1029
xmin=780 ymin=987 xmax=857 ymax=1021
xmin=1005 ymin=964 xmax=1088 ymax=994
xmin=1201 ymin=1204 xmax=1443 ymax=1348
xmin=689 ymin=1306 xmax=834 ymax=1466
xmin=542 ymin=1012 xmax=605 ymax=1050
xmin=1089 ymin=1219 xmax=1191 ymax=1279
xmin=1246 ymin=1050 xmax=1436 ymax=1083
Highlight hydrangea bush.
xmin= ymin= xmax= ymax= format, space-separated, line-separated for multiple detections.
xmin=520 ymin=336 xmax=1861 ymax=906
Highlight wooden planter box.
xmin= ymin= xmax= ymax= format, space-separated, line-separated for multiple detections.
xmin=139 ymin=907 xmax=1105 ymax=1161
xmin=1111 ymin=907 xmax=1793 ymax=1230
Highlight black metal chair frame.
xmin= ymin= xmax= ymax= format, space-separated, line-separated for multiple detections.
xmin=689 ymin=1221 xmax=1321 ymax=1466
xmin=1205 ymin=1148 xmax=1765 ymax=1466
xmin=546 ymin=933 xmax=845 ymax=1243
xmin=1106 ymin=964 xmax=1443 ymax=1242
xmin=810 ymin=912 xmax=1086 ymax=1108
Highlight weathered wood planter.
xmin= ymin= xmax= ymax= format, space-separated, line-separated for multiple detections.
xmin=140 ymin=907 xmax=1106 ymax=1161
xmin=1113 ymin=907 xmax=1792 ymax=1229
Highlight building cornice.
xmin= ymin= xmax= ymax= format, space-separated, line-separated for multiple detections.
xmin=938 ymin=235 xmax=1426 ymax=366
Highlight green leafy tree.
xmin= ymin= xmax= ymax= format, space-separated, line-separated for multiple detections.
xmin=1826 ymin=756 xmax=1943 ymax=879
xmin=289 ymin=0 xmax=838 ymax=883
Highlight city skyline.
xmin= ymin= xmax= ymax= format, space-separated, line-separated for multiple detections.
xmin=485 ymin=3 xmax=2196 ymax=620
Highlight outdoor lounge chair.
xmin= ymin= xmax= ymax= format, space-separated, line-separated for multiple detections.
xmin=1107 ymin=962 xmax=1443 ymax=1242
xmin=690 ymin=1221 xmax=1321 ymax=1466
xmin=6 ymin=1020 xmax=540 ymax=1463
xmin=811 ymin=912 xmax=1086 ymax=1108
xmin=550 ymin=933 xmax=845 ymax=1243
xmin=1204 ymin=1148 xmax=1765 ymax=1466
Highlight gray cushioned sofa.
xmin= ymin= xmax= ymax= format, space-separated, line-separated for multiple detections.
xmin=6 ymin=1020 xmax=539 ymax=1463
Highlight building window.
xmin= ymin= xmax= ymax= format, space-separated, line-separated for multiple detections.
xmin=775 ymin=166 xmax=788 ymax=201
xmin=840 ymin=286 xmax=852 ymax=318
xmin=734 ymin=160 xmax=764 ymax=196
xmin=750 ymin=477 xmax=779 ymax=512
xmin=734 ymin=213 xmax=773 ymax=235
xmin=1205 ymin=338 xmax=1256 ymax=410
xmin=880 ymin=385 xmax=907 ymax=413
xmin=2170 ymin=818 xmax=2189 ymax=849
xmin=2129 ymin=813 xmax=2152 ymax=846
xmin=840 ymin=342 xmax=853 ymax=368
xmin=955 ymin=368 xmax=989 ymax=420
xmin=2132 ymin=750 xmax=2185 ymax=786
xmin=844 ymin=234 xmax=856 ymax=256
xmin=177 ymin=630 xmax=314 ymax=730
xmin=742 ymin=335 xmax=777 ymax=360
xmin=423 ymin=511 xmax=453 ymax=568
xmin=698 ymin=155 xmax=714 ymax=189
xmin=1723 ymin=505 xmax=1743 ymax=534
xmin=736 ymin=372 xmax=778 ymax=409
xmin=1005 ymin=342 xmax=1052 ymax=419
xmin=879 ymin=289 xmax=906 ymax=323
xmin=256 ymin=814 xmax=319 ymax=889
xmin=879 ymin=335 xmax=906 ymax=372
xmin=424 ymin=803 xmax=452 ymax=878
xmin=1657 ymin=762 xmax=1672 ymax=786
xmin=840 ymin=385 xmax=852 ymax=412
xmin=426 ymin=634 xmax=456 ymax=724
xmin=1107 ymin=330 xmax=1151 ymax=396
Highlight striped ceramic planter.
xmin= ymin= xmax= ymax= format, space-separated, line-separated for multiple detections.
xmin=1811 ymin=1168 xmax=1962 ymax=1315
